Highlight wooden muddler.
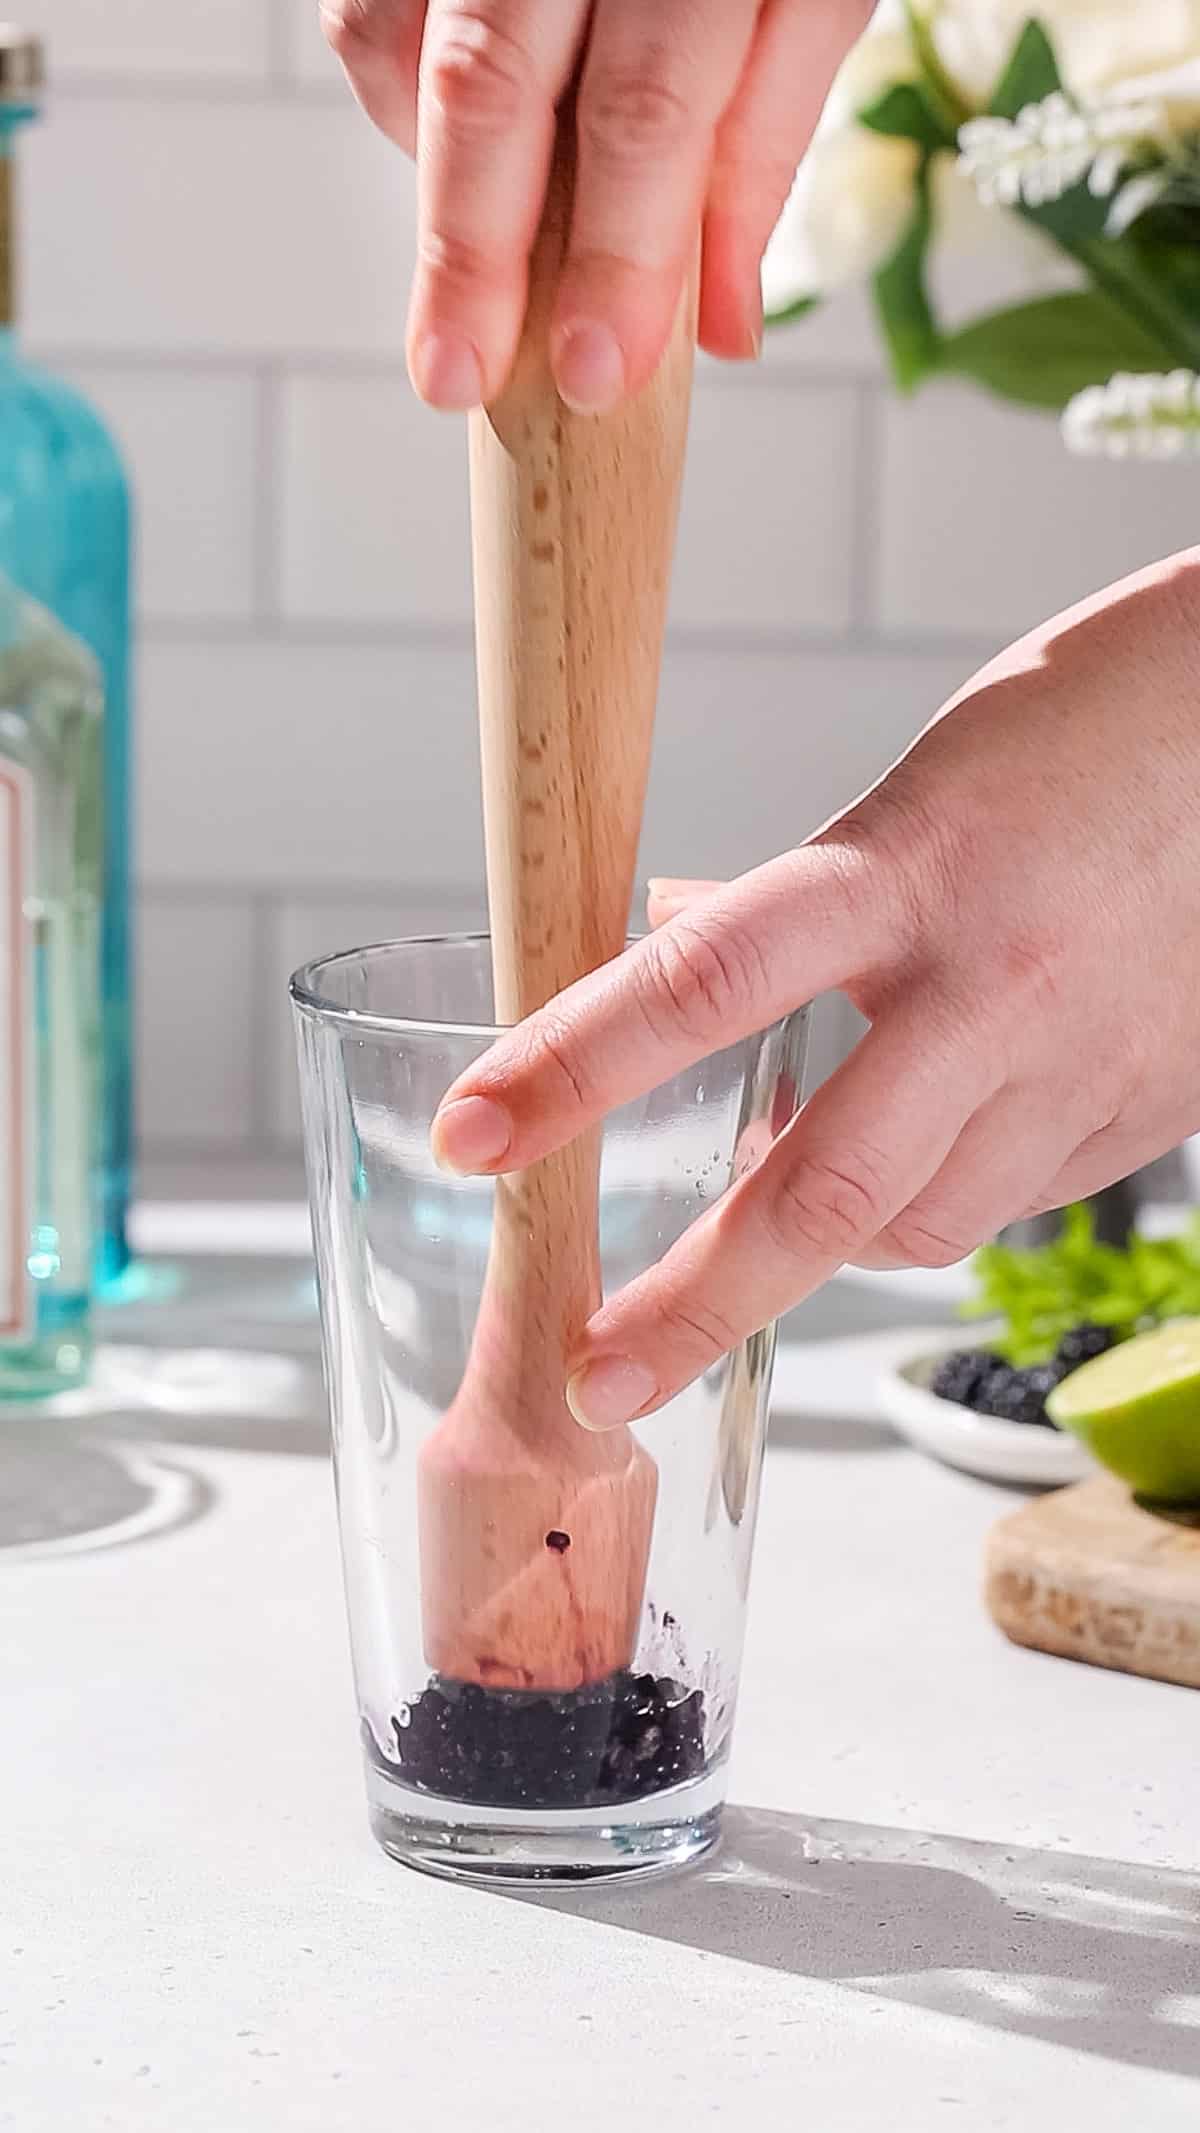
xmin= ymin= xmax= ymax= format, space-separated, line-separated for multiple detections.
xmin=417 ymin=130 xmax=695 ymax=1693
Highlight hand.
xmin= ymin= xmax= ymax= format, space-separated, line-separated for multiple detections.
xmin=430 ymin=550 xmax=1200 ymax=1430
xmin=321 ymin=0 xmax=870 ymax=410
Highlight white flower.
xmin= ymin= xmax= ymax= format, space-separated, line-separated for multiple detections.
xmin=1062 ymin=369 xmax=1200 ymax=457
xmin=763 ymin=130 xmax=920 ymax=309
xmin=1105 ymin=168 xmax=1172 ymax=236
xmin=926 ymin=0 xmax=1200 ymax=109
xmin=762 ymin=12 xmax=923 ymax=308
xmin=764 ymin=0 xmax=1200 ymax=313
xmin=958 ymin=91 xmax=1167 ymax=209
xmin=928 ymin=156 xmax=1083 ymax=328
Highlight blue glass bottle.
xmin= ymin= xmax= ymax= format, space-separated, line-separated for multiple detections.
xmin=0 ymin=32 xmax=132 ymax=1287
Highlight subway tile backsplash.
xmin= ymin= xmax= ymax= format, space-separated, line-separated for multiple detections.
xmin=17 ymin=3 xmax=1191 ymax=1175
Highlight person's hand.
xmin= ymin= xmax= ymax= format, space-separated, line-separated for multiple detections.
xmin=429 ymin=549 xmax=1200 ymax=1430
xmin=321 ymin=0 xmax=870 ymax=410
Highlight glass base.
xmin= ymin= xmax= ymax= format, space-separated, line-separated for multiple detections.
xmin=365 ymin=1760 xmax=724 ymax=1887
xmin=0 ymin=1304 xmax=91 ymax=1400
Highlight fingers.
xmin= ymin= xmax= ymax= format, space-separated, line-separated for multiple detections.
xmin=322 ymin=0 xmax=426 ymax=153
xmin=1020 ymin=1115 xmax=1186 ymax=1221
xmin=432 ymin=842 xmax=891 ymax=1175
xmin=407 ymin=0 xmax=590 ymax=408
xmin=851 ymin=1087 xmax=1091 ymax=1272
xmin=700 ymin=0 xmax=869 ymax=359
xmin=551 ymin=0 xmax=761 ymax=410
xmin=564 ymin=1007 xmax=987 ymax=1428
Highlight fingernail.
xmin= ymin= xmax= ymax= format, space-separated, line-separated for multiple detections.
xmin=412 ymin=329 xmax=484 ymax=411
xmin=554 ymin=321 xmax=625 ymax=415
xmin=742 ymin=268 xmax=765 ymax=361
xmin=566 ymin=1357 xmax=658 ymax=1433
xmin=650 ymin=894 xmax=690 ymax=919
xmin=647 ymin=877 xmax=709 ymax=898
xmin=431 ymin=1095 xmax=511 ymax=1174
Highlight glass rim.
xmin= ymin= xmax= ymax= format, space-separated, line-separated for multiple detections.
xmin=289 ymin=931 xmax=516 ymax=1041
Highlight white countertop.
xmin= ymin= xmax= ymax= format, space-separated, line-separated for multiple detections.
xmin=2 ymin=1216 xmax=1197 ymax=2130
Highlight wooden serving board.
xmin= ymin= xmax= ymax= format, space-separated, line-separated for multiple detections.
xmin=985 ymin=1475 xmax=1200 ymax=1689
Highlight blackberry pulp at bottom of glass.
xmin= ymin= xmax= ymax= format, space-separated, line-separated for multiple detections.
xmin=292 ymin=936 xmax=810 ymax=1884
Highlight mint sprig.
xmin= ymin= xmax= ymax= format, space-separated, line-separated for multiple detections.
xmin=962 ymin=1203 xmax=1200 ymax=1363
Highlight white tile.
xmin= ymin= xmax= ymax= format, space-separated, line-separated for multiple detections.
xmin=269 ymin=887 xmax=486 ymax=1142
xmin=257 ymin=646 xmax=965 ymax=1136
xmin=137 ymin=639 xmax=485 ymax=887
xmin=25 ymin=0 xmax=271 ymax=77
xmin=24 ymin=98 xmax=415 ymax=357
xmin=61 ymin=367 xmax=257 ymax=621
xmin=287 ymin=0 xmax=341 ymax=85
xmin=673 ymin=381 xmax=856 ymax=633
xmin=137 ymin=638 xmax=971 ymax=900
xmin=757 ymin=283 xmax=883 ymax=379
xmin=643 ymin=645 xmax=970 ymax=885
xmin=137 ymin=897 xmax=256 ymax=1149
xmin=877 ymin=383 xmax=1200 ymax=640
xmin=283 ymin=372 xmax=856 ymax=636
xmin=279 ymin=372 xmax=471 ymax=624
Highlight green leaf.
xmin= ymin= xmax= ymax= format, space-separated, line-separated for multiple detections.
xmin=904 ymin=1 xmax=971 ymax=132
xmin=938 ymin=290 xmax=1177 ymax=409
xmin=1020 ymin=185 xmax=1110 ymax=246
xmin=764 ymin=293 xmax=819 ymax=328
xmin=988 ymin=19 xmax=1062 ymax=119
xmin=872 ymin=159 xmax=940 ymax=391
xmin=859 ymin=81 xmax=955 ymax=153
xmin=1066 ymin=229 xmax=1200 ymax=368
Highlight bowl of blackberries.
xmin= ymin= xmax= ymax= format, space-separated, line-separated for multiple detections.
xmin=875 ymin=1207 xmax=1200 ymax=1486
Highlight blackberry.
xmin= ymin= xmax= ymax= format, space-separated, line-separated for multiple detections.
xmin=1055 ymin=1321 xmax=1116 ymax=1371
xmin=976 ymin=1360 xmax=1063 ymax=1428
xmin=973 ymin=1365 xmax=1023 ymax=1420
xmin=1011 ymin=1362 xmax=1064 ymax=1428
xmin=930 ymin=1348 xmax=1005 ymax=1408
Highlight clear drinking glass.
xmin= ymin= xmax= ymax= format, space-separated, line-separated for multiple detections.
xmin=292 ymin=936 xmax=809 ymax=1885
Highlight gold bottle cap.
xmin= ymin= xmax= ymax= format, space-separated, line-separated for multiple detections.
xmin=0 ymin=28 xmax=42 ymax=102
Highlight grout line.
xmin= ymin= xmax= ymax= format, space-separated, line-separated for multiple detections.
xmin=134 ymin=613 xmax=998 ymax=664
xmin=138 ymin=879 xmax=487 ymax=910
xmin=49 ymin=70 xmax=349 ymax=107
xmin=26 ymin=344 xmax=872 ymax=394
xmin=252 ymin=365 xmax=283 ymax=624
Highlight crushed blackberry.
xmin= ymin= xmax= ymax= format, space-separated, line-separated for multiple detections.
xmin=367 ymin=1669 xmax=708 ymax=1810
xmin=1007 ymin=1362 xmax=1063 ymax=1428
xmin=930 ymin=1348 xmax=1005 ymax=1407
xmin=1054 ymin=1322 xmax=1117 ymax=1370
xmin=933 ymin=1348 xmax=1067 ymax=1428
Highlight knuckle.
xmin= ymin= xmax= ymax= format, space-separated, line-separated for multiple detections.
xmin=710 ymin=143 xmax=800 ymax=223
xmin=655 ymin=1289 xmax=740 ymax=1367
xmin=424 ymin=13 xmax=532 ymax=135
xmin=418 ymin=223 xmax=507 ymax=291
xmin=761 ymin=1145 xmax=889 ymax=1263
xmin=320 ymin=0 xmax=371 ymax=63
xmin=640 ymin=921 xmax=758 ymax=1045
xmin=581 ymin=59 xmax=694 ymax=166
xmin=525 ymin=1010 xmax=592 ymax=1117
xmin=877 ymin=1206 xmax=976 ymax=1271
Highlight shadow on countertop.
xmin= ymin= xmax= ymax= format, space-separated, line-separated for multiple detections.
xmin=521 ymin=1804 xmax=1200 ymax=2080
xmin=0 ymin=1349 xmax=330 ymax=1560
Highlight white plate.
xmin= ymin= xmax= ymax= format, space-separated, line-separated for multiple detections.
xmin=874 ymin=1330 xmax=1096 ymax=1487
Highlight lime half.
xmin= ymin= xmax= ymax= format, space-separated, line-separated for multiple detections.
xmin=1047 ymin=1318 xmax=1200 ymax=1506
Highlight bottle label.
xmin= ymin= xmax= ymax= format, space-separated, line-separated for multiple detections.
xmin=0 ymin=762 xmax=33 ymax=1343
